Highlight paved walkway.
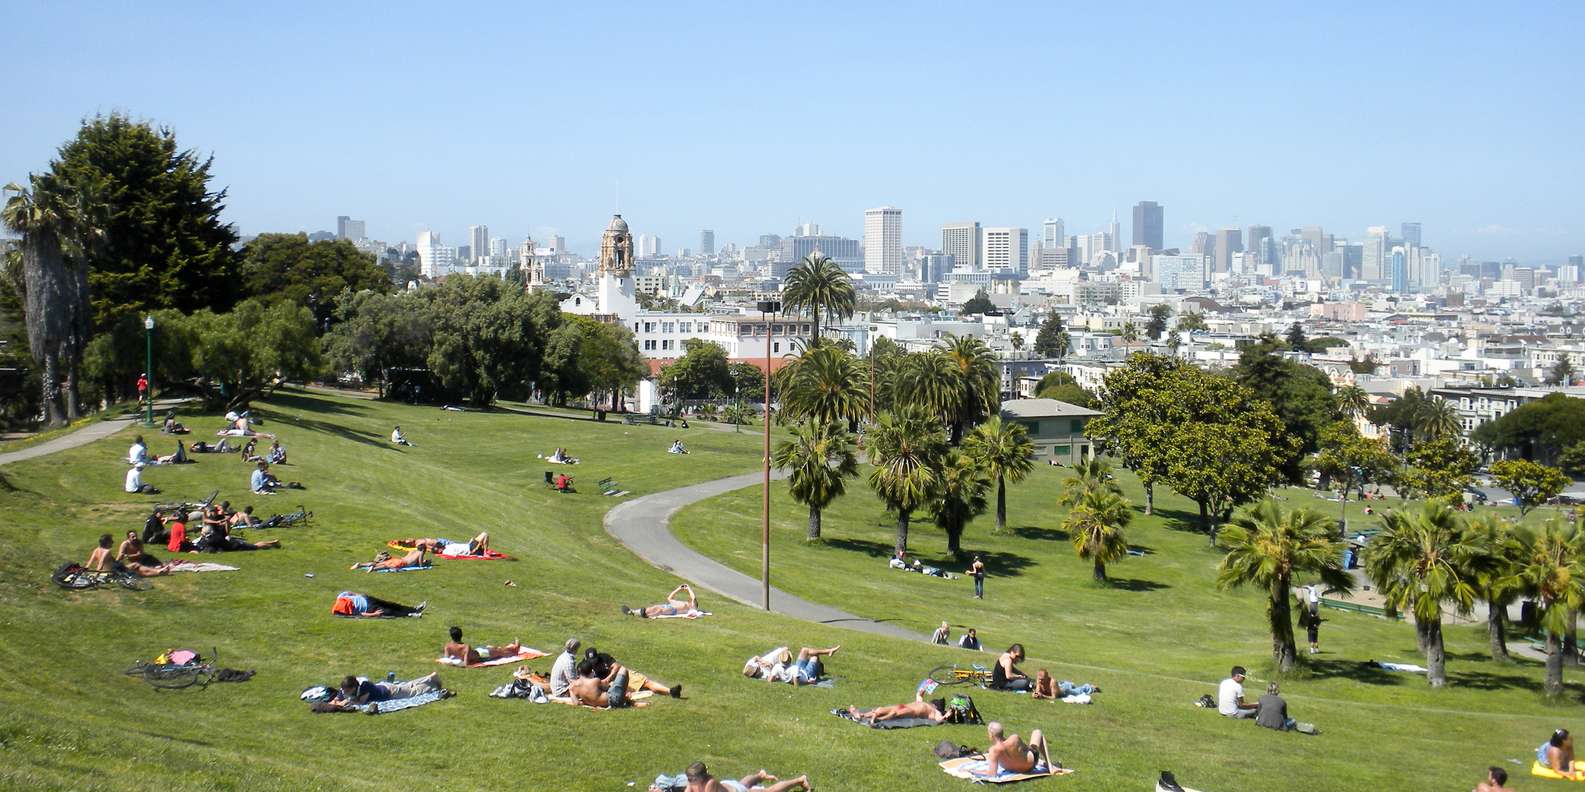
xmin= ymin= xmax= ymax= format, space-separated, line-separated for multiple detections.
xmin=0 ymin=417 xmax=135 ymax=466
xmin=604 ymin=471 xmax=923 ymax=642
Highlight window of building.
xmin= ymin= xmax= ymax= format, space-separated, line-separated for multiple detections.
xmin=662 ymin=340 xmax=673 ymax=350
xmin=643 ymin=322 xmax=656 ymax=333
xmin=774 ymin=341 xmax=780 ymax=353
xmin=1071 ymin=418 xmax=1086 ymax=433
xmin=681 ymin=322 xmax=693 ymax=333
xmin=1053 ymin=444 xmax=1071 ymax=457
xmin=662 ymin=322 xmax=674 ymax=333
xmin=643 ymin=340 xmax=655 ymax=350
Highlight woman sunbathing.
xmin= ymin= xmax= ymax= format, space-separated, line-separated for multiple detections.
xmin=980 ymin=721 xmax=1054 ymax=777
xmin=845 ymin=693 xmax=950 ymax=726
xmin=331 ymin=591 xmax=426 ymax=618
xmin=443 ymin=626 xmax=524 ymax=665
xmin=742 ymin=646 xmax=839 ymax=686
xmin=622 ymin=584 xmax=701 ymax=618
xmin=351 ymin=548 xmax=427 ymax=572
xmin=396 ymin=532 xmax=490 ymax=557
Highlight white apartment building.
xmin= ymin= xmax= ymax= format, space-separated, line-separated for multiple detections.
xmin=629 ymin=313 xmax=812 ymax=358
xmin=864 ymin=206 xmax=903 ymax=275
xmin=983 ymin=227 xmax=1028 ymax=275
xmin=417 ymin=230 xmax=455 ymax=278
xmin=942 ymin=222 xmax=982 ymax=271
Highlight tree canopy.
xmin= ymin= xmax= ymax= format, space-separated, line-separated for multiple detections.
xmin=239 ymin=233 xmax=390 ymax=329
xmin=961 ymin=289 xmax=994 ymax=315
xmin=1472 ymin=393 xmax=1585 ymax=465
xmin=1489 ymin=459 xmax=1570 ymax=517
xmin=1033 ymin=312 xmax=1066 ymax=358
xmin=1232 ymin=338 xmax=1337 ymax=479
xmin=660 ymin=338 xmax=735 ymax=402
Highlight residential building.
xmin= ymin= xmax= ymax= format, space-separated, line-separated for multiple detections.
xmin=942 ymin=222 xmax=982 ymax=271
xmin=864 ymin=206 xmax=903 ymax=275
xmin=1132 ymin=201 xmax=1164 ymax=251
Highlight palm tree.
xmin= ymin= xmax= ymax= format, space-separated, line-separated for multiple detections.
xmin=781 ymin=252 xmax=856 ymax=348
xmin=773 ymin=421 xmax=859 ymax=541
xmin=3 ymin=178 xmax=80 ymax=426
xmin=1515 ymin=518 xmax=1585 ymax=697
xmin=896 ymin=351 xmax=963 ymax=429
xmin=1064 ymin=487 xmax=1133 ymax=582
xmin=867 ymin=407 xmax=948 ymax=554
xmin=1057 ymin=457 xmax=1121 ymax=508
xmin=1053 ymin=331 xmax=1072 ymax=359
xmin=932 ymin=449 xmax=990 ymax=555
xmin=1465 ymin=512 xmax=1525 ymax=663
xmin=942 ymin=334 xmax=1000 ymax=444
xmin=779 ymin=345 xmax=865 ymax=428
xmin=1417 ymin=397 xmax=1462 ymax=442
xmin=1336 ymin=385 xmax=1371 ymax=421
xmin=1216 ymin=500 xmax=1354 ymax=672
xmin=1120 ymin=322 xmax=1139 ymax=343
xmin=1363 ymin=502 xmax=1483 ymax=687
xmin=1010 ymin=331 xmax=1024 ymax=351
xmin=964 ymin=416 xmax=1035 ymax=534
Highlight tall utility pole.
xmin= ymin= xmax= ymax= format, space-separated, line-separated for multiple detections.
xmin=757 ymin=300 xmax=781 ymax=611
xmin=143 ymin=316 xmax=155 ymax=426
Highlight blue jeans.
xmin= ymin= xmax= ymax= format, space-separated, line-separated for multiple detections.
xmin=1058 ymin=681 xmax=1094 ymax=696
xmin=795 ymin=657 xmax=821 ymax=683
xmin=973 ymin=577 xmax=984 ymax=597
xmin=607 ymin=670 xmax=630 ymax=707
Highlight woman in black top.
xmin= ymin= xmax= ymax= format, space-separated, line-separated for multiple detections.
xmin=990 ymin=643 xmax=1030 ymax=691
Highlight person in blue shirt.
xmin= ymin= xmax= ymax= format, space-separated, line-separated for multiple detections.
xmin=251 ymin=460 xmax=281 ymax=494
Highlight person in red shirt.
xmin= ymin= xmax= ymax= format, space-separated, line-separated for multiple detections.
xmin=136 ymin=373 xmax=149 ymax=403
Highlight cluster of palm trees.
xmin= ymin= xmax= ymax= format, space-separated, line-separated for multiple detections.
xmin=771 ymin=253 xmax=1035 ymax=555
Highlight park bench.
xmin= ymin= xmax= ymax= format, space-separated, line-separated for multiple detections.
xmin=621 ymin=414 xmax=660 ymax=426
xmin=1320 ymin=598 xmax=1402 ymax=620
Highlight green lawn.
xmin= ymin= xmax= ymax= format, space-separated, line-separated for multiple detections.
xmin=673 ymin=462 xmax=1580 ymax=791
xmin=0 ymin=388 xmax=1572 ymax=791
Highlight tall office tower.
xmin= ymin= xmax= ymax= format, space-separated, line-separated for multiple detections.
xmin=864 ymin=206 xmax=903 ymax=275
xmin=1401 ymin=222 xmax=1422 ymax=248
xmin=489 ymin=237 xmax=508 ymax=259
xmin=1132 ymin=201 xmax=1164 ymax=251
xmin=1042 ymin=218 xmax=1065 ymax=249
xmin=336 ymin=216 xmax=366 ymax=241
xmin=1299 ymin=225 xmax=1330 ymax=257
xmin=942 ymin=222 xmax=982 ymax=271
xmin=456 ymin=245 xmax=472 ymax=262
xmin=1213 ymin=228 xmax=1243 ymax=273
xmin=917 ymin=252 xmax=953 ymax=284
xmin=416 ymin=230 xmax=454 ymax=278
xmin=636 ymin=234 xmax=656 ymax=257
xmin=1190 ymin=231 xmax=1215 ymax=259
xmin=1343 ymin=244 xmax=1364 ymax=280
xmin=700 ymin=229 xmax=715 ymax=256
xmin=1244 ymin=225 xmax=1273 ymax=272
xmin=1108 ymin=211 xmax=1121 ymax=253
xmin=1362 ymin=226 xmax=1389 ymax=281
xmin=981 ymin=227 xmax=1029 ymax=275
xmin=468 ymin=225 xmax=489 ymax=263
xmin=1390 ymin=246 xmax=1408 ymax=292
xmin=1570 ymin=254 xmax=1584 ymax=269
xmin=758 ymin=234 xmax=782 ymax=249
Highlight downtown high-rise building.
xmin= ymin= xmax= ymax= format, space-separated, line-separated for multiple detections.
xmin=468 ymin=225 xmax=489 ymax=263
xmin=1244 ymin=225 xmax=1274 ymax=273
xmin=1362 ymin=226 xmax=1389 ymax=281
xmin=336 ymin=215 xmax=366 ymax=241
xmin=864 ymin=206 xmax=903 ymax=275
xmin=982 ymin=227 xmax=1028 ymax=275
xmin=1131 ymin=201 xmax=1164 ymax=251
xmin=1107 ymin=211 xmax=1121 ymax=254
xmin=489 ymin=237 xmax=508 ymax=259
xmin=637 ymin=234 xmax=661 ymax=257
xmin=700 ymin=229 xmax=715 ymax=256
xmin=1401 ymin=222 xmax=1422 ymax=249
xmin=416 ymin=230 xmax=454 ymax=278
xmin=1041 ymin=218 xmax=1065 ymax=249
xmin=942 ymin=222 xmax=982 ymax=271
xmin=1390 ymin=246 xmax=1408 ymax=292
xmin=1213 ymin=228 xmax=1243 ymax=273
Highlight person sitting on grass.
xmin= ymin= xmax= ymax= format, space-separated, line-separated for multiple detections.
xmin=554 ymin=472 xmax=574 ymax=492
xmin=351 ymin=547 xmax=428 ymax=572
xmin=124 ymin=463 xmax=159 ymax=495
xmin=741 ymin=646 xmax=839 ymax=686
xmin=1540 ymin=729 xmax=1582 ymax=780
xmin=266 ymin=440 xmax=286 ymax=465
xmin=228 ymin=505 xmax=260 ymax=530
xmin=116 ymin=531 xmax=173 ymax=576
xmin=1217 ymin=666 xmax=1258 ymax=719
xmin=683 ymin=762 xmax=810 ymax=792
xmin=1476 ymin=766 xmax=1514 ymax=792
xmin=129 ymin=435 xmax=150 ymax=465
xmin=85 ymin=534 xmax=121 ymax=573
xmin=161 ymin=513 xmax=194 ymax=553
xmin=889 ymin=549 xmax=909 ymax=570
xmin=250 ymin=461 xmax=300 ymax=493
xmin=547 ymin=447 xmax=575 ymax=464
xmin=1031 ymin=669 xmax=1096 ymax=700
xmin=240 ymin=437 xmax=261 ymax=462
xmin=668 ymin=440 xmax=689 ymax=455
xmin=583 ymin=647 xmax=682 ymax=698
xmin=196 ymin=516 xmax=280 ymax=552
xmin=568 ymin=661 xmax=631 ymax=708
xmin=330 ymin=591 xmax=426 ymax=618
xmin=845 ymin=692 xmax=950 ymax=726
xmin=989 ymin=643 xmax=1031 ymax=692
xmin=162 ymin=413 xmax=188 ymax=434
xmin=330 ymin=672 xmax=445 ymax=711
xmin=931 ymin=621 xmax=951 ymax=645
xmin=397 ymin=533 xmax=492 ymax=558
xmin=549 ymin=637 xmax=581 ymax=697
xmin=443 ymin=626 xmax=525 ymax=665
xmin=1254 ymin=681 xmax=1316 ymax=733
xmin=958 ymin=628 xmax=982 ymax=651
xmin=622 ymin=584 xmax=701 ymax=618
xmin=978 ymin=721 xmax=1054 ymax=778
xmin=391 ymin=425 xmax=413 ymax=446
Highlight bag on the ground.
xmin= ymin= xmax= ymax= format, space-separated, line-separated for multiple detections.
xmin=943 ymin=693 xmax=983 ymax=725
xmin=1194 ymin=694 xmax=1216 ymax=708
xmin=933 ymin=739 xmax=980 ymax=759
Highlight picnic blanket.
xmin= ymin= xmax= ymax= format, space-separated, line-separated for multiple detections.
xmin=359 ymin=689 xmax=447 ymax=714
xmin=370 ymin=563 xmax=432 ymax=574
xmin=436 ymin=647 xmax=547 ymax=667
xmin=832 ymin=708 xmax=940 ymax=729
xmin=1373 ymin=660 xmax=1428 ymax=673
xmin=938 ymin=757 xmax=1072 ymax=783
xmin=387 ymin=540 xmax=510 ymax=560
xmin=165 ymin=561 xmax=239 ymax=573
xmin=1532 ymin=760 xmax=1585 ymax=781
xmin=651 ymin=610 xmax=711 ymax=620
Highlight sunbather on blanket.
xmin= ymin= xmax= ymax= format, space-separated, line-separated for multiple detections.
xmin=352 ymin=548 xmax=428 ymax=572
xmin=980 ymin=721 xmax=1054 ymax=778
xmin=397 ymin=533 xmax=491 ymax=558
xmin=682 ymin=762 xmax=811 ymax=792
xmin=742 ymin=645 xmax=839 ymax=686
xmin=845 ymin=692 xmax=951 ymax=726
xmin=330 ymin=672 xmax=446 ymax=711
xmin=1031 ymin=669 xmax=1097 ymax=700
xmin=623 ymin=584 xmax=702 ymax=618
xmin=115 ymin=531 xmax=173 ymax=576
xmin=443 ymin=626 xmax=525 ymax=665
xmin=581 ymin=647 xmax=682 ymax=698
xmin=331 ymin=591 xmax=427 ymax=618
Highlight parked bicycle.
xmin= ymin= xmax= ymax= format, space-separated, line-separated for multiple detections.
xmin=926 ymin=662 xmax=993 ymax=687
xmin=124 ymin=648 xmax=220 ymax=689
xmin=51 ymin=563 xmax=150 ymax=592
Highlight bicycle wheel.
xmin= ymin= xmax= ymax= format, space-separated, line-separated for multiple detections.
xmin=927 ymin=664 xmax=971 ymax=686
xmin=53 ymin=571 xmax=99 ymax=590
xmin=144 ymin=665 xmax=201 ymax=689
xmin=124 ymin=662 xmax=153 ymax=677
xmin=115 ymin=573 xmax=151 ymax=591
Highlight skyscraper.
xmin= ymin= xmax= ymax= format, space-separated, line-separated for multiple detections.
xmin=468 ymin=225 xmax=489 ymax=263
xmin=1132 ymin=201 xmax=1164 ymax=251
xmin=1042 ymin=218 xmax=1065 ymax=249
xmin=1213 ymin=228 xmax=1243 ymax=273
xmin=1362 ymin=226 xmax=1389 ymax=281
xmin=1401 ymin=222 xmax=1422 ymax=248
xmin=1244 ymin=225 xmax=1273 ymax=272
xmin=1390 ymin=246 xmax=1408 ymax=292
xmin=1107 ymin=211 xmax=1120 ymax=254
xmin=700 ymin=229 xmax=715 ymax=256
xmin=416 ymin=230 xmax=453 ymax=278
xmin=336 ymin=216 xmax=366 ymax=241
xmin=982 ymin=227 xmax=1028 ymax=275
xmin=941 ymin=222 xmax=982 ymax=271
xmin=1190 ymin=231 xmax=1215 ymax=259
xmin=864 ymin=206 xmax=903 ymax=275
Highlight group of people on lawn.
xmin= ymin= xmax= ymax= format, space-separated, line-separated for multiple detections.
xmin=87 ymin=498 xmax=284 ymax=577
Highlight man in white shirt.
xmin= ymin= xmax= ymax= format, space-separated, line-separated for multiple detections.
xmin=124 ymin=463 xmax=156 ymax=494
xmin=1217 ymin=665 xmax=1257 ymax=718
xmin=549 ymin=637 xmax=580 ymax=697
xmin=128 ymin=435 xmax=149 ymax=465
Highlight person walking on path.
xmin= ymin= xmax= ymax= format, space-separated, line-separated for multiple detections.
xmin=967 ymin=555 xmax=986 ymax=599
xmin=136 ymin=373 xmax=149 ymax=407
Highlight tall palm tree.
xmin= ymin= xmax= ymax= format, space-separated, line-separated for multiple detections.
xmin=896 ymin=351 xmax=963 ymax=429
xmin=1465 ymin=512 xmax=1525 ymax=663
xmin=932 ymin=449 xmax=990 ymax=555
xmin=1053 ymin=331 xmax=1071 ymax=360
xmin=1417 ymin=397 xmax=1462 ymax=442
xmin=964 ymin=416 xmax=1035 ymax=534
xmin=773 ymin=421 xmax=859 ymax=541
xmin=3 ymin=178 xmax=79 ymax=426
xmin=1515 ymin=518 xmax=1585 ymax=697
xmin=1363 ymin=502 xmax=1483 ymax=687
xmin=1120 ymin=322 xmax=1139 ymax=343
xmin=1010 ymin=331 xmax=1024 ymax=352
xmin=779 ymin=345 xmax=866 ymax=428
xmin=781 ymin=252 xmax=856 ymax=348
xmin=942 ymin=334 xmax=1000 ymax=444
xmin=1057 ymin=457 xmax=1122 ymax=508
xmin=1216 ymin=499 xmax=1354 ymax=672
xmin=1336 ymin=385 xmax=1371 ymax=421
xmin=1064 ymin=487 xmax=1133 ymax=582
xmin=867 ymin=407 xmax=948 ymax=554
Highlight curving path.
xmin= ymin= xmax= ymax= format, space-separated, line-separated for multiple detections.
xmin=604 ymin=470 xmax=923 ymax=642
xmin=0 ymin=417 xmax=134 ymax=467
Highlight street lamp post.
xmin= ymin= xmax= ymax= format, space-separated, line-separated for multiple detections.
xmin=756 ymin=299 xmax=781 ymax=612
xmin=143 ymin=315 xmax=155 ymax=426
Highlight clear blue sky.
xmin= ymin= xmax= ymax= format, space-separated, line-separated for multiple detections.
xmin=7 ymin=1 xmax=1582 ymax=262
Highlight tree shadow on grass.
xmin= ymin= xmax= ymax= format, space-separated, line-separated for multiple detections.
xmin=267 ymin=413 xmax=393 ymax=451
xmin=1298 ymin=658 xmax=1403 ymax=686
xmin=1013 ymin=525 xmax=1069 ymax=542
xmin=262 ymin=390 xmax=372 ymax=417
xmin=1446 ymin=669 xmax=1546 ymax=693
xmin=1104 ymin=577 xmax=1170 ymax=592
xmin=1151 ymin=506 xmax=1209 ymax=535
xmin=823 ymin=537 xmax=1038 ymax=578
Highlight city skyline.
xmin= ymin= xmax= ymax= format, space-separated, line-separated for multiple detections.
xmin=6 ymin=2 xmax=1583 ymax=262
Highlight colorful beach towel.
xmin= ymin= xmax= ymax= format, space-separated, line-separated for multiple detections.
xmin=165 ymin=561 xmax=239 ymax=573
xmin=362 ymin=689 xmax=448 ymax=714
xmin=938 ymin=757 xmax=1073 ymax=783
xmin=436 ymin=647 xmax=547 ymax=667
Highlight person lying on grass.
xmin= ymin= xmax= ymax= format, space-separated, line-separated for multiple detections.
xmin=1030 ymin=670 xmax=1096 ymax=700
xmin=989 ymin=643 xmax=1031 ymax=692
xmin=979 ymin=721 xmax=1055 ymax=777
xmin=397 ymin=532 xmax=492 ymax=558
xmin=682 ymin=762 xmax=810 ymax=792
xmin=1540 ymin=729 xmax=1582 ymax=780
xmin=581 ymin=647 xmax=682 ymax=698
xmin=352 ymin=548 xmax=428 ymax=572
xmin=331 ymin=591 xmax=427 ymax=618
xmin=115 ymin=531 xmax=174 ymax=576
xmin=742 ymin=646 xmax=839 ymax=686
xmin=568 ymin=662 xmax=632 ymax=708
xmin=227 ymin=505 xmax=260 ymax=530
xmin=622 ymin=584 xmax=701 ymax=618
xmin=195 ymin=509 xmax=280 ymax=552
xmin=443 ymin=626 xmax=525 ymax=665
xmin=330 ymin=672 xmax=446 ymax=710
xmin=845 ymin=692 xmax=951 ymax=726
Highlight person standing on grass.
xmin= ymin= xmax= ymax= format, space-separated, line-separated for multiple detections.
xmin=136 ymin=372 xmax=148 ymax=405
xmin=967 ymin=555 xmax=986 ymax=599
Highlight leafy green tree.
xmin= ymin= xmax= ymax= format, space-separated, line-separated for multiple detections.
xmin=1217 ymin=499 xmax=1354 ymax=672
xmin=728 ymin=362 xmax=765 ymax=402
xmin=322 ymin=290 xmax=430 ymax=398
xmin=1036 ymin=377 xmax=1094 ymax=408
xmin=773 ymin=421 xmax=859 ymax=541
xmin=1284 ymin=321 xmax=1308 ymax=350
xmin=867 ymin=407 xmax=948 ymax=553
xmin=1465 ymin=513 xmax=1525 ymax=662
xmin=1472 ymin=393 xmax=1585 ymax=466
xmin=1515 ymin=518 xmax=1585 ymax=697
xmin=942 ymin=334 xmax=1000 ymax=443
xmin=1087 ymin=353 xmax=1185 ymax=515
xmin=239 ymin=234 xmax=390 ymax=329
xmin=584 ymin=322 xmax=646 ymax=411
xmin=1560 ymin=442 xmax=1585 ymax=478
xmin=1489 ymin=459 xmax=1570 ymax=517
xmin=1144 ymin=304 xmax=1171 ymax=340
xmin=1399 ymin=436 xmax=1479 ymax=501
xmin=421 ymin=275 xmax=559 ymax=406
xmin=659 ymin=338 xmax=734 ymax=402
xmin=1364 ymin=502 xmax=1483 ymax=687
xmin=932 ymin=449 xmax=991 ymax=555
xmin=1033 ymin=312 xmax=1066 ymax=358
xmin=961 ymin=289 xmax=995 ymax=315
xmin=1064 ymin=486 xmax=1133 ymax=582
xmin=83 ymin=308 xmax=195 ymax=406
xmin=963 ymin=416 xmax=1035 ymax=534
xmin=1549 ymin=357 xmax=1576 ymax=386
xmin=781 ymin=252 xmax=856 ymax=347
xmin=1168 ymin=418 xmax=1290 ymax=543
xmin=1176 ymin=311 xmax=1208 ymax=333
xmin=1307 ymin=421 xmax=1396 ymax=500
xmin=1348 ymin=354 xmax=1380 ymax=375
xmin=778 ymin=344 xmax=864 ymax=426
xmin=187 ymin=298 xmax=322 ymax=408
xmin=1233 ymin=340 xmax=1337 ymax=479
xmin=542 ymin=316 xmax=645 ymax=410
